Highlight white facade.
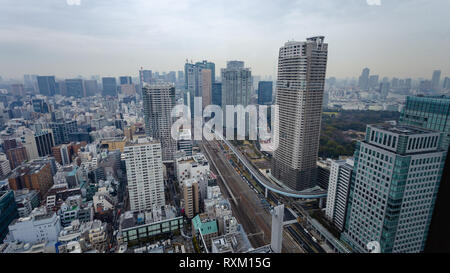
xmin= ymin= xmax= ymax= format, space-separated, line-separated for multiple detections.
xmin=325 ymin=158 xmax=353 ymax=231
xmin=124 ymin=137 xmax=165 ymax=212
xmin=272 ymin=37 xmax=328 ymax=191
xmin=176 ymin=153 xmax=210 ymax=185
xmin=8 ymin=208 xmax=61 ymax=244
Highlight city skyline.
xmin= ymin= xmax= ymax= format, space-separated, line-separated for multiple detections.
xmin=1 ymin=0 xmax=450 ymax=79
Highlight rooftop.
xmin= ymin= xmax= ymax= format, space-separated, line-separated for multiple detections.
xmin=120 ymin=205 xmax=178 ymax=230
xmin=370 ymin=124 xmax=436 ymax=136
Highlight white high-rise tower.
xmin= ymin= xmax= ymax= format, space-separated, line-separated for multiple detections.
xmin=272 ymin=36 xmax=328 ymax=191
xmin=124 ymin=137 xmax=165 ymax=212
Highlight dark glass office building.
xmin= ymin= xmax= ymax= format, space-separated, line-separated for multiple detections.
xmin=257 ymin=81 xmax=273 ymax=105
xmin=102 ymin=77 xmax=117 ymax=97
xmin=212 ymin=82 xmax=222 ymax=107
xmin=0 ymin=191 xmax=19 ymax=243
xmin=37 ymin=76 xmax=56 ymax=96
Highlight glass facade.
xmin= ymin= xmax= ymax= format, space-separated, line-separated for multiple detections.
xmin=0 ymin=191 xmax=19 ymax=243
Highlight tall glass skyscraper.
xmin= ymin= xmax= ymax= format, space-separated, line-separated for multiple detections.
xmin=37 ymin=76 xmax=56 ymax=96
xmin=102 ymin=77 xmax=117 ymax=97
xmin=271 ymin=36 xmax=328 ymax=191
xmin=399 ymin=95 xmax=450 ymax=149
xmin=342 ymin=124 xmax=445 ymax=253
xmin=399 ymin=95 xmax=450 ymax=252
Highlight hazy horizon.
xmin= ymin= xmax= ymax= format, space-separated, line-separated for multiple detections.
xmin=1 ymin=0 xmax=450 ymax=80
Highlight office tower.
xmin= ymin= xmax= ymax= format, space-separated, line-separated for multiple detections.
xmin=257 ymin=81 xmax=273 ymax=105
xmin=65 ymin=79 xmax=85 ymax=98
xmin=0 ymin=190 xmax=19 ymax=243
xmin=358 ymin=68 xmax=370 ymax=91
xmin=177 ymin=129 xmax=193 ymax=157
xmin=212 ymin=82 xmax=222 ymax=107
xmin=419 ymin=80 xmax=432 ymax=93
xmin=405 ymin=78 xmax=412 ymax=92
xmin=325 ymin=158 xmax=354 ymax=232
xmin=221 ymin=61 xmax=252 ymax=107
xmin=124 ymin=137 xmax=165 ymax=212
xmin=37 ymin=76 xmax=56 ymax=96
xmin=166 ymin=71 xmax=176 ymax=83
xmin=183 ymin=178 xmax=199 ymax=218
xmin=84 ymin=79 xmax=98 ymax=97
xmin=443 ymin=77 xmax=450 ymax=90
xmin=139 ymin=69 xmax=152 ymax=86
xmin=431 ymin=70 xmax=441 ymax=91
xmin=11 ymin=84 xmax=25 ymax=97
xmin=399 ymin=95 xmax=450 ymax=252
xmin=271 ymin=36 xmax=328 ymax=191
xmin=177 ymin=71 xmax=184 ymax=83
xmin=119 ymin=76 xmax=132 ymax=85
xmin=342 ymin=124 xmax=445 ymax=253
xmin=49 ymin=120 xmax=78 ymax=145
xmin=400 ymin=96 xmax=450 ymax=149
xmin=102 ymin=77 xmax=117 ymax=97
xmin=369 ymin=75 xmax=379 ymax=90
xmin=31 ymin=99 xmax=49 ymax=113
xmin=142 ymin=83 xmax=177 ymax=161
xmin=202 ymin=69 xmax=212 ymax=109
xmin=34 ymin=129 xmax=55 ymax=157
xmin=196 ymin=60 xmax=215 ymax=84
xmin=391 ymin=77 xmax=399 ymax=89
xmin=184 ymin=60 xmax=215 ymax=117
xmin=379 ymin=82 xmax=390 ymax=99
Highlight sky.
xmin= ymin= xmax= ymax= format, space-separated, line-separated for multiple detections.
xmin=0 ymin=0 xmax=449 ymax=80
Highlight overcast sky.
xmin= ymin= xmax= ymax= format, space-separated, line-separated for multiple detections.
xmin=1 ymin=0 xmax=449 ymax=80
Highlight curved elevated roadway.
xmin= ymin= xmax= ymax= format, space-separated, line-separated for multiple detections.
xmin=212 ymin=131 xmax=327 ymax=199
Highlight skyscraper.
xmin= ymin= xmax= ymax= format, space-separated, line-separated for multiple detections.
xmin=212 ymin=82 xmax=222 ymax=107
xmin=201 ymin=69 xmax=212 ymax=109
xmin=49 ymin=120 xmax=78 ymax=145
xmin=119 ymin=76 xmax=132 ymax=85
xmin=142 ymin=83 xmax=177 ymax=161
xmin=102 ymin=77 xmax=117 ymax=97
xmin=342 ymin=124 xmax=445 ymax=253
xmin=271 ymin=36 xmax=328 ymax=191
xmin=184 ymin=60 xmax=215 ymax=117
xmin=399 ymin=95 xmax=450 ymax=252
xmin=221 ymin=61 xmax=252 ymax=107
xmin=84 ymin=79 xmax=98 ymax=97
xmin=443 ymin=77 xmax=450 ymax=90
xmin=431 ymin=70 xmax=441 ymax=91
xmin=37 ymin=76 xmax=56 ymax=96
xmin=139 ymin=69 xmax=152 ymax=86
xmin=257 ymin=81 xmax=273 ymax=105
xmin=124 ymin=137 xmax=165 ymax=212
xmin=325 ymin=158 xmax=354 ymax=232
xmin=400 ymin=96 xmax=450 ymax=149
xmin=65 ymin=79 xmax=85 ymax=98
xmin=358 ymin=68 xmax=370 ymax=91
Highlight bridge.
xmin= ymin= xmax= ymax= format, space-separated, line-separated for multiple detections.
xmin=211 ymin=130 xmax=327 ymax=199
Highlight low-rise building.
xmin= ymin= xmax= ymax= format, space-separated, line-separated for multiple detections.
xmin=7 ymin=207 xmax=61 ymax=244
xmin=117 ymin=205 xmax=183 ymax=245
